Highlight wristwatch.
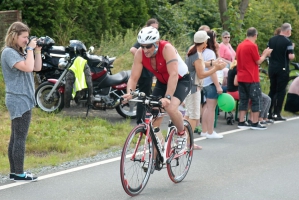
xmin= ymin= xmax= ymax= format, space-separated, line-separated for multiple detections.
xmin=165 ymin=95 xmax=171 ymax=100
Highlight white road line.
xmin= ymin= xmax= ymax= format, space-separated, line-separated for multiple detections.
xmin=1 ymin=116 xmax=299 ymax=190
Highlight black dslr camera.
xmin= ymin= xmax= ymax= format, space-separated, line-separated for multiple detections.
xmin=29 ymin=36 xmax=45 ymax=47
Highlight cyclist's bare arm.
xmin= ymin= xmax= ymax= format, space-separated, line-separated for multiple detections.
xmin=163 ymin=43 xmax=179 ymax=98
xmin=124 ymin=48 xmax=143 ymax=100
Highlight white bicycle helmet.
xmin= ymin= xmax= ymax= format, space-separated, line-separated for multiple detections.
xmin=137 ymin=26 xmax=160 ymax=44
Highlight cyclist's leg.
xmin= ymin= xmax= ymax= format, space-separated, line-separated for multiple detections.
xmin=169 ymin=74 xmax=191 ymax=152
xmin=164 ymin=96 xmax=184 ymax=131
xmin=167 ymin=74 xmax=191 ymax=133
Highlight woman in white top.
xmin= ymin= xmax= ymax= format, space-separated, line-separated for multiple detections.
xmin=201 ymin=31 xmax=224 ymax=139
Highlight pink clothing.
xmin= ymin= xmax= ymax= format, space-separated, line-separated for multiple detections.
xmin=219 ymin=43 xmax=236 ymax=62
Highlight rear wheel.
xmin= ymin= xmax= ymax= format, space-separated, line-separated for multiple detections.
xmin=115 ymin=89 xmax=138 ymax=119
xmin=35 ymin=82 xmax=64 ymax=113
xmin=166 ymin=120 xmax=193 ymax=183
xmin=120 ymin=125 xmax=153 ymax=196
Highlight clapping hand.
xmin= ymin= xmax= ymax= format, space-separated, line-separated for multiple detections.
xmin=214 ymin=58 xmax=227 ymax=70
xmin=263 ymin=47 xmax=273 ymax=57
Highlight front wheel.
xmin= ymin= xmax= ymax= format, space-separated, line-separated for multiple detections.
xmin=115 ymin=100 xmax=137 ymax=119
xmin=35 ymin=82 xmax=64 ymax=113
xmin=166 ymin=120 xmax=193 ymax=183
xmin=120 ymin=124 xmax=153 ymax=196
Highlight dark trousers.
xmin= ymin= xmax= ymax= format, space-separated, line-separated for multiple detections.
xmin=8 ymin=110 xmax=31 ymax=174
xmin=136 ymin=77 xmax=153 ymax=124
xmin=268 ymin=69 xmax=289 ymax=116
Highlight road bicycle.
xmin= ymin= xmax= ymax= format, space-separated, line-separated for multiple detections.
xmin=120 ymin=92 xmax=193 ymax=196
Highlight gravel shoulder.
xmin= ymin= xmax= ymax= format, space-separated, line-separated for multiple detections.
xmin=1 ymin=105 xmax=131 ymax=185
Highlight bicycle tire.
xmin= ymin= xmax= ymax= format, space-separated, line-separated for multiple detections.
xmin=120 ymin=124 xmax=153 ymax=196
xmin=166 ymin=119 xmax=193 ymax=183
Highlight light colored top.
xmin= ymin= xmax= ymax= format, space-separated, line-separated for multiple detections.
xmin=1 ymin=47 xmax=35 ymax=120
xmin=202 ymin=48 xmax=223 ymax=87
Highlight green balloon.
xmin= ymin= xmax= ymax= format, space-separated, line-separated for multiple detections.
xmin=217 ymin=93 xmax=235 ymax=112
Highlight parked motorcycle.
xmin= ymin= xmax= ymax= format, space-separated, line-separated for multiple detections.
xmin=35 ymin=51 xmax=137 ymax=119
xmin=35 ymin=52 xmax=138 ymax=119
xmin=34 ymin=36 xmax=115 ymax=85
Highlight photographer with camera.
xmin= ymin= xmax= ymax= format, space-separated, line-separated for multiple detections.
xmin=1 ymin=21 xmax=42 ymax=181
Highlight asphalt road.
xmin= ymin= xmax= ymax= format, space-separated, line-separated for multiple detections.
xmin=1 ymin=108 xmax=299 ymax=200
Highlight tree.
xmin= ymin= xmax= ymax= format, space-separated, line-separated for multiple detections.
xmin=243 ymin=0 xmax=299 ymax=56
xmin=219 ymin=0 xmax=249 ymax=31
xmin=218 ymin=0 xmax=249 ymax=47
xmin=0 ymin=0 xmax=150 ymax=47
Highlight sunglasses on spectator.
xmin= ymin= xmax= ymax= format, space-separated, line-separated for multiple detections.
xmin=223 ymin=36 xmax=230 ymax=39
xmin=140 ymin=44 xmax=154 ymax=49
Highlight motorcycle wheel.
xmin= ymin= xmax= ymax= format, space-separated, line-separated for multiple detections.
xmin=115 ymin=98 xmax=137 ymax=119
xmin=35 ymin=82 xmax=64 ymax=113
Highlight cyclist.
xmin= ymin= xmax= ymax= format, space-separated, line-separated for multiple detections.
xmin=122 ymin=26 xmax=191 ymax=153
xmin=130 ymin=18 xmax=159 ymax=125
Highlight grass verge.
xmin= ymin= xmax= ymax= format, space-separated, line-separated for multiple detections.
xmin=0 ymin=108 xmax=133 ymax=174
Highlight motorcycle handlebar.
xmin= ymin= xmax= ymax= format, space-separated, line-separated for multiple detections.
xmin=291 ymin=62 xmax=299 ymax=70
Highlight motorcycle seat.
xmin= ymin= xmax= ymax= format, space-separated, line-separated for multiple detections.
xmin=99 ymin=70 xmax=130 ymax=88
xmin=86 ymin=54 xmax=102 ymax=62
xmin=49 ymin=46 xmax=66 ymax=54
xmin=86 ymin=54 xmax=116 ymax=65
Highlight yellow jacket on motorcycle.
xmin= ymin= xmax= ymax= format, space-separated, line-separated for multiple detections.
xmin=69 ymin=56 xmax=88 ymax=97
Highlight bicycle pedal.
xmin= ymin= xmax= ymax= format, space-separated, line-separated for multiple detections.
xmin=142 ymin=163 xmax=155 ymax=174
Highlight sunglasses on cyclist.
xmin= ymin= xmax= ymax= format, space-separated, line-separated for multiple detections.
xmin=140 ymin=44 xmax=154 ymax=49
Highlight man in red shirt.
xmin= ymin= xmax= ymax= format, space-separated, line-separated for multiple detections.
xmin=236 ymin=27 xmax=273 ymax=130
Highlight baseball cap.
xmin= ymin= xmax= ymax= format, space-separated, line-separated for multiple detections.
xmin=194 ymin=31 xmax=210 ymax=43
